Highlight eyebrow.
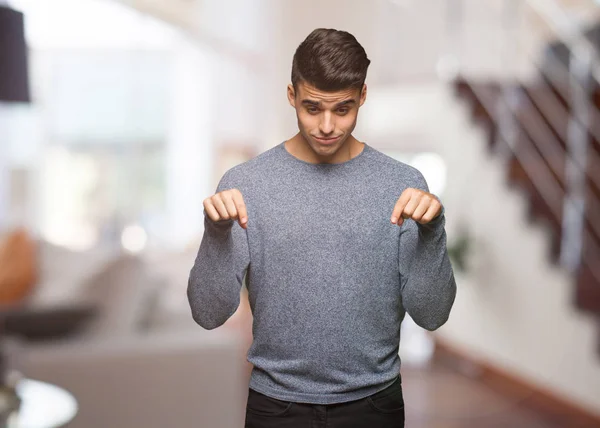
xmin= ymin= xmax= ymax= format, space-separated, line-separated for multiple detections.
xmin=301 ymin=99 xmax=356 ymax=108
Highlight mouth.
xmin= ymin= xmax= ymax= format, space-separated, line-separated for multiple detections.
xmin=314 ymin=136 xmax=341 ymax=145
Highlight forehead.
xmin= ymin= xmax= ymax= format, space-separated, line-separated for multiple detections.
xmin=296 ymin=81 xmax=360 ymax=103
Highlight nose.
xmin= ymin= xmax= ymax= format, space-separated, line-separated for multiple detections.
xmin=319 ymin=111 xmax=335 ymax=135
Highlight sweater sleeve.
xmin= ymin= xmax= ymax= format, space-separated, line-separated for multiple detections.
xmin=187 ymin=170 xmax=251 ymax=330
xmin=398 ymin=172 xmax=457 ymax=331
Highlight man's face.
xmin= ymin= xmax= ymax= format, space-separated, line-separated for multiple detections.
xmin=287 ymin=80 xmax=367 ymax=156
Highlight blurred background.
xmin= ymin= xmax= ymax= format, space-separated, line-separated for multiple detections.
xmin=0 ymin=0 xmax=600 ymax=427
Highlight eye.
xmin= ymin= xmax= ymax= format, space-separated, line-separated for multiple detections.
xmin=306 ymin=107 xmax=319 ymax=114
xmin=337 ymin=108 xmax=349 ymax=114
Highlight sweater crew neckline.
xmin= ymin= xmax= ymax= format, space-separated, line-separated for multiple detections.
xmin=278 ymin=140 xmax=370 ymax=168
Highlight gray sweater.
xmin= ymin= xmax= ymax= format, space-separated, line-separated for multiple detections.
xmin=188 ymin=141 xmax=456 ymax=405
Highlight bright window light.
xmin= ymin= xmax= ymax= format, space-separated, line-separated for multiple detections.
xmin=121 ymin=224 xmax=148 ymax=253
xmin=8 ymin=0 xmax=178 ymax=49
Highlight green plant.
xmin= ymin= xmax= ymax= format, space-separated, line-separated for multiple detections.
xmin=448 ymin=231 xmax=471 ymax=273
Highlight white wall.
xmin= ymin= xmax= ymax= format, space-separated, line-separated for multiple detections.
xmin=439 ymin=101 xmax=600 ymax=418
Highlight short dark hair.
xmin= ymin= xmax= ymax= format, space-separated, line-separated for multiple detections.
xmin=291 ymin=28 xmax=370 ymax=94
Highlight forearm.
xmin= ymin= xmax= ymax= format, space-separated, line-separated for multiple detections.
xmin=400 ymin=212 xmax=457 ymax=331
xmin=187 ymin=215 xmax=249 ymax=330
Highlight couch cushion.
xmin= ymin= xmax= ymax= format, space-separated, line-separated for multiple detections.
xmin=27 ymin=241 xmax=116 ymax=308
xmin=77 ymin=253 xmax=164 ymax=338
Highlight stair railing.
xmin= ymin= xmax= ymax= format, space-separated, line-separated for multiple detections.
xmin=446 ymin=0 xmax=600 ymax=282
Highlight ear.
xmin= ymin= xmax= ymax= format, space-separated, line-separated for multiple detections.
xmin=359 ymin=84 xmax=367 ymax=106
xmin=287 ymin=84 xmax=296 ymax=107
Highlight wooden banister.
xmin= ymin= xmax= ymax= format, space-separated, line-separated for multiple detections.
xmin=453 ymin=75 xmax=600 ymax=318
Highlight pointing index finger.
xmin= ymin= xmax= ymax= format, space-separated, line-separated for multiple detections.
xmin=391 ymin=189 xmax=412 ymax=225
xmin=233 ymin=189 xmax=248 ymax=228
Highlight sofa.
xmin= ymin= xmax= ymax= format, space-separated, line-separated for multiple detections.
xmin=10 ymin=240 xmax=252 ymax=428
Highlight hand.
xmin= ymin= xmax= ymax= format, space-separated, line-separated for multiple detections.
xmin=203 ymin=188 xmax=248 ymax=229
xmin=390 ymin=188 xmax=442 ymax=226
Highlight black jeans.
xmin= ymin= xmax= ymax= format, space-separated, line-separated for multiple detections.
xmin=244 ymin=374 xmax=404 ymax=428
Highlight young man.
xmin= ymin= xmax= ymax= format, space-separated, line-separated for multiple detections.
xmin=188 ymin=28 xmax=457 ymax=428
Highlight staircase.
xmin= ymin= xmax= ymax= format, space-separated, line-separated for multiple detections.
xmin=451 ymin=19 xmax=600 ymax=352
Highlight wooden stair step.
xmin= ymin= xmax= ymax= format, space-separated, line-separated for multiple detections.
xmin=575 ymin=263 xmax=600 ymax=314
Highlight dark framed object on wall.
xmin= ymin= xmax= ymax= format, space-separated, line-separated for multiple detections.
xmin=0 ymin=5 xmax=30 ymax=103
